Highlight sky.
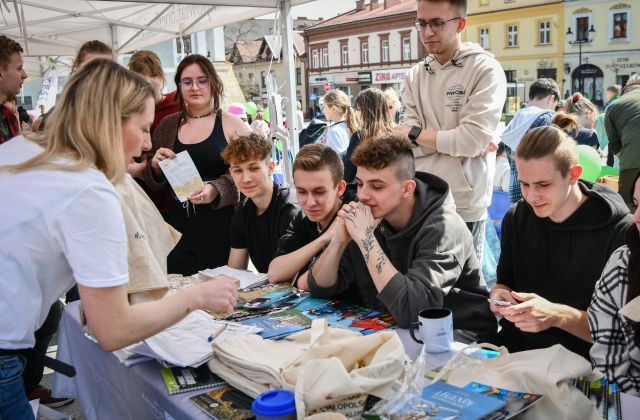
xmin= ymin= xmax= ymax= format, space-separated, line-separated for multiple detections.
xmin=290 ymin=0 xmax=355 ymax=20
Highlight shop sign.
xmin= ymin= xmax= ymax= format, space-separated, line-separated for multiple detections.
xmin=357 ymin=71 xmax=372 ymax=84
xmin=309 ymin=74 xmax=334 ymax=85
xmin=371 ymin=68 xmax=410 ymax=84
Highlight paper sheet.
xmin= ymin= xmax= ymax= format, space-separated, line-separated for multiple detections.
xmin=159 ymin=151 xmax=204 ymax=202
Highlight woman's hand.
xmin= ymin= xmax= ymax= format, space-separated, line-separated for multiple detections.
xmin=150 ymin=147 xmax=176 ymax=174
xmin=188 ymin=183 xmax=219 ymax=205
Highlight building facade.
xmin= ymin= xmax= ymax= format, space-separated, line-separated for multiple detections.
xmin=563 ymin=0 xmax=639 ymax=106
xmin=465 ymin=0 xmax=565 ymax=114
xmin=303 ymin=0 xmax=423 ymax=116
xmin=228 ymin=34 xmax=307 ymax=111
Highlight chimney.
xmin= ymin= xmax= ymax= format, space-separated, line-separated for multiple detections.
xmin=371 ymin=0 xmax=380 ymax=9
xmin=356 ymin=0 xmax=365 ymax=11
xmin=384 ymin=0 xmax=402 ymax=9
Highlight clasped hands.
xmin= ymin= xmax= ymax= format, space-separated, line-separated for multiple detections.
xmin=330 ymin=202 xmax=381 ymax=246
xmin=489 ymin=288 xmax=563 ymax=333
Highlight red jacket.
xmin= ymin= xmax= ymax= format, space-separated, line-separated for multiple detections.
xmin=0 ymin=104 xmax=20 ymax=144
xmin=152 ymin=91 xmax=179 ymax=135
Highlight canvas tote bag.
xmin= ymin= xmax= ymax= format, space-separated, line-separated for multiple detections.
xmin=433 ymin=343 xmax=602 ymax=420
xmin=208 ymin=319 xmax=406 ymax=418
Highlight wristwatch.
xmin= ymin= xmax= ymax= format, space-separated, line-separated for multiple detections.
xmin=408 ymin=126 xmax=422 ymax=146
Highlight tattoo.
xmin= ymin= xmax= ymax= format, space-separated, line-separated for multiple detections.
xmin=361 ymin=226 xmax=375 ymax=262
xmin=375 ymin=248 xmax=386 ymax=274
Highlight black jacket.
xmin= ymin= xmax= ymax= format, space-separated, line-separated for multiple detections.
xmin=307 ymin=171 xmax=496 ymax=334
xmin=496 ymin=181 xmax=631 ymax=358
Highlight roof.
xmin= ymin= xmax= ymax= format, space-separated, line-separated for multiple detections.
xmin=233 ymin=40 xmax=263 ymax=63
xmin=306 ymin=0 xmax=415 ymax=31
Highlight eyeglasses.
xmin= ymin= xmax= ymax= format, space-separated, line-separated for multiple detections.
xmin=180 ymin=77 xmax=209 ymax=89
xmin=414 ymin=17 xmax=461 ymax=32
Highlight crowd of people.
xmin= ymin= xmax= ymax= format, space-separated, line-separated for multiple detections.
xmin=2 ymin=0 xmax=640 ymax=416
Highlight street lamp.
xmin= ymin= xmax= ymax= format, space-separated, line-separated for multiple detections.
xmin=566 ymin=25 xmax=596 ymax=94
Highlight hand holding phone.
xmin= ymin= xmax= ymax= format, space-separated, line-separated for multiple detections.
xmin=487 ymin=298 xmax=514 ymax=307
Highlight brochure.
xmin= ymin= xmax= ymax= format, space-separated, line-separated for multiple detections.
xmin=302 ymin=300 xmax=396 ymax=335
xmin=463 ymin=381 xmax=543 ymax=419
xmin=161 ymin=364 xmax=226 ymax=395
xmin=158 ymin=150 xmax=204 ymax=202
xmin=190 ymin=385 xmax=255 ymax=419
xmin=241 ymin=309 xmax=312 ymax=340
xmin=420 ymin=381 xmax=506 ymax=420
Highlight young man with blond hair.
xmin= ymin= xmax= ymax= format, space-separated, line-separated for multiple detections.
xmin=307 ymin=136 xmax=495 ymax=335
xmin=489 ymin=126 xmax=630 ymax=358
xmin=268 ymin=144 xmax=355 ymax=286
xmin=395 ymin=0 xmax=506 ymax=262
xmin=222 ymin=133 xmax=299 ymax=273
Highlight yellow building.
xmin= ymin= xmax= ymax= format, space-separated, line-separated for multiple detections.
xmin=465 ymin=0 xmax=564 ymax=115
xmin=564 ymin=1 xmax=639 ymax=107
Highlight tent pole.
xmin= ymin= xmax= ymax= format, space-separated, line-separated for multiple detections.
xmin=279 ymin=0 xmax=297 ymax=186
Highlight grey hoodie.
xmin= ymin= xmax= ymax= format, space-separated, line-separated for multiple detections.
xmin=402 ymin=42 xmax=507 ymax=222
xmin=307 ymin=171 xmax=497 ymax=335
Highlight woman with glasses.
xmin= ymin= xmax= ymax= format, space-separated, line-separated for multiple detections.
xmin=143 ymin=54 xmax=251 ymax=276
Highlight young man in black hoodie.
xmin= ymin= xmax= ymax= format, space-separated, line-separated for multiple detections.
xmin=489 ymin=126 xmax=631 ymax=359
xmin=307 ymin=136 xmax=496 ymax=336
xmin=222 ymin=133 xmax=299 ymax=273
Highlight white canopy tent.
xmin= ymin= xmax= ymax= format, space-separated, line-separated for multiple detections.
xmin=1 ymin=0 xmax=308 ymax=182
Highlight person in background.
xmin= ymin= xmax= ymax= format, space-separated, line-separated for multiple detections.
xmin=565 ymin=92 xmax=599 ymax=149
xmin=0 ymin=35 xmax=26 ymax=144
xmin=268 ymin=144 xmax=355 ymax=286
xmin=383 ymin=87 xmax=402 ymax=125
xmin=552 ymin=111 xmax=580 ymax=138
xmin=223 ymin=133 xmax=299 ymax=273
xmin=595 ymin=85 xmax=621 ymax=167
xmin=35 ymin=40 xmax=115 ymax=133
xmin=488 ymin=126 xmax=630 ymax=359
xmin=250 ymin=109 xmax=271 ymax=140
xmin=500 ymin=78 xmax=559 ymax=203
xmin=494 ymin=142 xmax=510 ymax=192
xmin=307 ymin=135 xmax=495 ymax=334
xmin=589 ymin=171 xmax=640 ymax=396
xmin=296 ymin=100 xmax=305 ymax=131
xmin=396 ymin=0 xmax=507 ymax=265
xmin=0 ymin=59 xmax=237 ymax=419
xmin=605 ymin=73 xmax=640 ymax=212
xmin=343 ymin=87 xmax=394 ymax=185
xmin=319 ymin=90 xmax=358 ymax=156
xmin=143 ymin=54 xmax=251 ymax=276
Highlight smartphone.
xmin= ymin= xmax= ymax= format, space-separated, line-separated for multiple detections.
xmin=487 ymin=298 xmax=514 ymax=306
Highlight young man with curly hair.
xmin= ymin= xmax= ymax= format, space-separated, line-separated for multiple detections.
xmin=306 ymin=135 xmax=495 ymax=336
xmin=222 ymin=133 xmax=299 ymax=273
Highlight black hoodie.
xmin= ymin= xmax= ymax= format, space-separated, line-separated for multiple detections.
xmin=496 ymin=181 xmax=631 ymax=358
xmin=307 ymin=171 xmax=497 ymax=335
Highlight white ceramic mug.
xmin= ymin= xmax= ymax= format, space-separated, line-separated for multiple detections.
xmin=409 ymin=308 xmax=454 ymax=353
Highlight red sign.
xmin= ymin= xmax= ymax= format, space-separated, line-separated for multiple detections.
xmin=323 ymin=81 xmax=331 ymax=92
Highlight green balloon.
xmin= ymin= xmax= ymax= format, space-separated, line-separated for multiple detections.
xmin=599 ymin=165 xmax=619 ymax=177
xmin=263 ymin=106 xmax=270 ymax=123
xmin=245 ymin=102 xmax=258 ymax=116
xmin=577 ymin=145 xmax=602 ymax=182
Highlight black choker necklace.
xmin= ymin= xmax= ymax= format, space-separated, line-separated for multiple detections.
xmin=188 ymin=110 xmax=213 ymax=119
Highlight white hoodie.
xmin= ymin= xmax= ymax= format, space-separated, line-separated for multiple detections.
xmin=402 ymin=42 xmax=506 ymax=222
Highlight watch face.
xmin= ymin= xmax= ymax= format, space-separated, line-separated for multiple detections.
xmin=409 ymin=126 xmax=421 ymax=141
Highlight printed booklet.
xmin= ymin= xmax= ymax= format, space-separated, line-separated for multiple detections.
xmin=190 ymin=385 xmax=255 ymax=419
xmin=463 ymin=382 xmax=543 ymax=419
xmin=161 ymin=364 xmax=226 ymax=395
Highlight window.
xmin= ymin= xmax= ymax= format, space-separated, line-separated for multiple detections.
xmin=341 ymin=45 xmax=349 ymax=66
xmin=175 ymin=35 xmax=192 ymax=54
xmin=361 ymin=43 xmax=369 ymax=64
xmin=248 ymin=73 xmax=253 ymax=80
xmin=312 ymin=49 xmax=319 ymax=69
xmin=507 ymin=24 xmax=518 ymax=47
xmin=539 ymin=21 xmax=550 ymax=45
xmin=479 ymin=27 xmax=489 ymax=49
xmin=504 ymin=70 xmax=516 ymax=82
xmin=479 ymin=0 xmax=488 ymax=5
xmin=611 ymin=11 xmax=629 ymax=39
xmin=382 ymin=40 xmax=389 ymax=62
xmin=321 ymin=48 xmax=329 ymax=68
xmin=402 ymin=37 xmax=411 ymax=61
xmin=296 ymin=67 xmax=301 ymax=85
xmin=576 ymin=16 xmax=590 ymax=41
xmin=261 ymin=71 xmax=266 ymax=88
xmin=537 ymin=68 xmax=557 ymax=80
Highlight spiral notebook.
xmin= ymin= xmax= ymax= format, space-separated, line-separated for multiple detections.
xmin=161 ymin=364 xmax=226 ymax=395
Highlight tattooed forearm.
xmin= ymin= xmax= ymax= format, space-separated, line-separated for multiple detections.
xmin=361 ymin=226 xmax=374 ymax=262
xmin=375 ymin=247 xmax=386 ymax=274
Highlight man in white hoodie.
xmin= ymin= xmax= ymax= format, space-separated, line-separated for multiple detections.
xmin=500 ymin=78 xmax=559 ymax=203
xmin=396 ymin=0 xmax=506 ymax=262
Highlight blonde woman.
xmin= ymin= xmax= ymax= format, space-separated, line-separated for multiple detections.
xmin=320 ymin=90 xmax=358 ymax=155
xmin=0 ymin=60 xmax=237 ymax=417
